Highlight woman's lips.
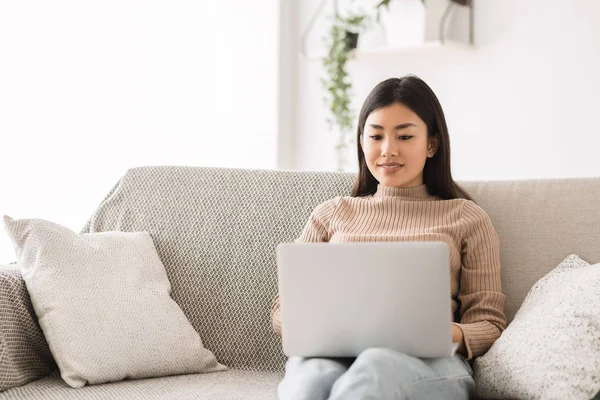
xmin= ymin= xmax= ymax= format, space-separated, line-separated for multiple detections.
xmin=378 ymin=163 xmax=404 ymax=172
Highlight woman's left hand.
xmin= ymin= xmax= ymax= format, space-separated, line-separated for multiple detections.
xmin=452 ymin=324 xmax=466 ymax=356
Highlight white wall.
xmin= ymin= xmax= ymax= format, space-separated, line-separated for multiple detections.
xmin=290 ymin=0 xmax=600 ymax=179
xmin=0 ymin=0 xmax=279 ymax=264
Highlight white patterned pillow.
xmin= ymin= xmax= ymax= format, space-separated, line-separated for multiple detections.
xmin=2 ymin=215 xmax=226 ymax=388
xmin=473 ymin=254 xmax=600 ymax=399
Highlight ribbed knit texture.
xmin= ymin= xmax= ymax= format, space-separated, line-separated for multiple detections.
xmin=272 ymin=183 xmax=507 ymax=360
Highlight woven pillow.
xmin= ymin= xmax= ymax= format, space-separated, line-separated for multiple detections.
xmin=3 ymin=215 xmax=226 ymax=388
xmin=473 ymin=254 xmax=600 ymax=399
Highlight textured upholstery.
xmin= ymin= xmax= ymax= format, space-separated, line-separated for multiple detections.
xmin=2 ymin=166 xmax=599 ymax=398
xmin=461 ymin=178 xmax=600 ymax=322
xmin=474 ymin=255 xmax=600 ymax=399
xmin=3 ymin=218 xmax=225 ymax=388
xmin=0 ymin=265 xmax=56 ymax=391
xmin=0 ymin=369 xmax=282 ymax=399
xmin=79 ymin=166 xmax=356 ymax=372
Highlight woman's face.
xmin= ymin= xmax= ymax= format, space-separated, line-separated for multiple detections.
xmin=361 ymin=102 xmax=438 ymax=188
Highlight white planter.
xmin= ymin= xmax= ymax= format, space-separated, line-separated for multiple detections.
xmin=379 ymin=0 xmax=426 ymax=48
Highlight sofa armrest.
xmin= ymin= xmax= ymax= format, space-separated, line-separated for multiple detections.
xmin=0 ymin=264 xmax=56 ymax=392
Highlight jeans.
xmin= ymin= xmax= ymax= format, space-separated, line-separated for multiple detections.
xmin=277 ymin=348 xmax=475 ymax=400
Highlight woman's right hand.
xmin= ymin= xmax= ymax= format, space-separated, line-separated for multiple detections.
xmin=271 ymin=294 xmax=282 ymax=336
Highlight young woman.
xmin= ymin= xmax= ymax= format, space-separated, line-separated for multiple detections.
xmin=271 ymin=75 xmax=506 ymax=400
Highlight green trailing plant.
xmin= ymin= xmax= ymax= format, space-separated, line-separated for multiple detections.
xmin=321 ymin=11 xmax=370 ymax=172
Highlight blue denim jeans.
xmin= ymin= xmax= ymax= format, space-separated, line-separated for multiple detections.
xmin=278 ymin=348 xmax=475 ymax=400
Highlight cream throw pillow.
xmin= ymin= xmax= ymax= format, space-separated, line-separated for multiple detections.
xmin=3 ymin=215 xmax=226 ymax=388
xmin=473 ymin=254 xmax=600 ymax=399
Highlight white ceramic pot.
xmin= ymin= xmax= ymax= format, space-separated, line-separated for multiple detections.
xmin=379 ymin=0 xmax=426 ymax=48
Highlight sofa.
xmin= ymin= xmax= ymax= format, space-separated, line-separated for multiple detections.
xmin=1 ymin=166 xmax=599 ymax=399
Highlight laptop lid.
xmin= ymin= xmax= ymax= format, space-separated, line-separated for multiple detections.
xmin=277 ymin=242 xmax=456 ymax=358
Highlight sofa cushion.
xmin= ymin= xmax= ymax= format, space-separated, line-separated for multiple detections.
xmin=0 ymin=265 xmax=56 ymax=391
xmin=473 ymin=254 xmax=600 ymax=399
xmin=0 ymin=369 xmax=282 ymax=399
xmin=3 ymin=216 xmax=226 ymax=388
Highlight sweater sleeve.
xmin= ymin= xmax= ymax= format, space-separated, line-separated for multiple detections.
xmin=453 ymin=200 xmax=507 ymax=360
xmin=271 ymin=198 xmax=338 ymax=336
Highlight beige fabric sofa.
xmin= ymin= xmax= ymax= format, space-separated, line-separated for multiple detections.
xmin=1 ymin=166 xmax=599 ymax=399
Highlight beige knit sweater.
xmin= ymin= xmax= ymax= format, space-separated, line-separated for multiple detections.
xmin=271 ymin=183 xmax=507 ymax=360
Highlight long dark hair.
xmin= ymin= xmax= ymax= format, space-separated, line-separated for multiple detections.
xmin=351 ymin=75 xmax=473 ymax=201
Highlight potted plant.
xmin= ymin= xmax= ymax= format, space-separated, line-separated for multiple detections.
xmin=321 ymin=11 xmax=370 ymax=172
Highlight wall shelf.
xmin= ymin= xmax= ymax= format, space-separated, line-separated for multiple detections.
xmin=300 ymin=0 xmax=474 ymax=60
xmin=303 ymin=39 xmax=473 ymax=61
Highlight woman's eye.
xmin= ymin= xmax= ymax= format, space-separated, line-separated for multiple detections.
xmin=368 ymin=134 xmax=413 ymax=140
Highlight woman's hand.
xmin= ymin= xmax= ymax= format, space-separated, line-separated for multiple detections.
xmin=271 ymin=295 xmax=282 ymax=336
xmin=273 ymin=309 xmax=282 ymax=336
xmin=452 ymin=324 xmax=466 ymax=356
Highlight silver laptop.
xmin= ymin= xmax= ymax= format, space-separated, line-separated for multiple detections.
xmin=276 ymin=242 xmax=458 ymax=358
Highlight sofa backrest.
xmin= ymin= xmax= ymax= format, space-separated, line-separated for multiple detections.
xmin=460 ymin=177 xmax=600 ymax=325
xmin=81 ymin=166 xmax=355 ymax=372
xmin=81 ymin=166 xmax=600 ymax=372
